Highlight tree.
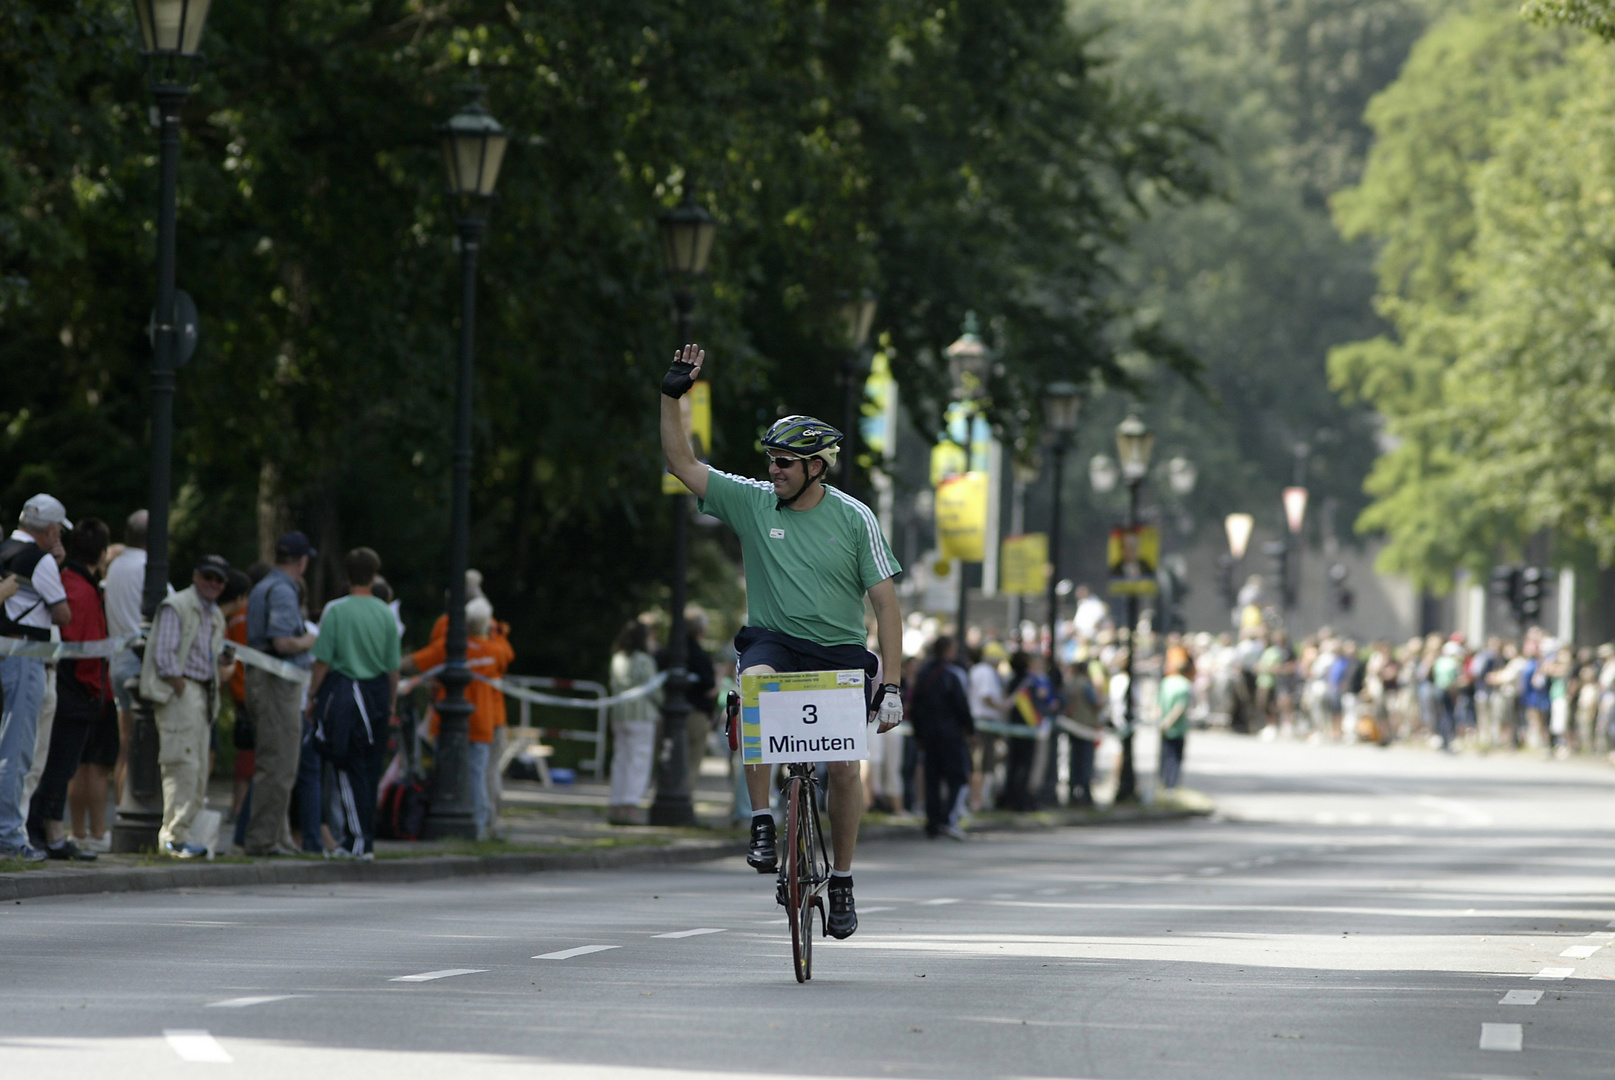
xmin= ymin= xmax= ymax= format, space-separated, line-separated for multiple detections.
xmin=0 ymin=0 xmax=1210 ymax=677
xmin=1056 ymin=0 xmax=1440 ymax=556
xmin=1326 ymin=1 xmax=1589 ymax=587
xmin=1523 ymin=0 xmax=1615 ymax=39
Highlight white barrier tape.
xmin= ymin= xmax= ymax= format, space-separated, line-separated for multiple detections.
xmin=1056 ymin=717 xmax=1106 ymax=742
xmin=0 ymin=631 xmax=314 ymax=686
xmin=473 ymin=671 xmax=666 ymax=710
xmin=399 ymin=657 xmax=495 ymax=696
xmin=0 ymin=631 xmax=142 ymax=661
xmin=974 ymin=719 xmax=1041 ymax=740
xmin=227 ymin=642 xmax=311 ymax=685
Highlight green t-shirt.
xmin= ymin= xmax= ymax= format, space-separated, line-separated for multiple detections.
xmin=699 ymin=469 xmax=901 ymax=648
xmin=1158 ymin=673 xmax=1192 ymax=740
xmin=313 ymin=594 xmax=401 ymax=681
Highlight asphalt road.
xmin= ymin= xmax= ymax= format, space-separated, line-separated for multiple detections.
xmin=3 ymin=731 xmax=1613 ymax=1079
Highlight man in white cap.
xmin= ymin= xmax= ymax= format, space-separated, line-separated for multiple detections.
xmin=0 ymin=495 xmax=73 ymax=861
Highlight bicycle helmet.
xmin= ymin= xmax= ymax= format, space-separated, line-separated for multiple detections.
xmin=761 ymin=415 xmax=842 ymax=507
xmin=762 ymin=415 xmax=843 ymax=460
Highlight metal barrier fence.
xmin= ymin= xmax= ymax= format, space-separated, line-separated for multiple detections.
xmin=498 ymin=675 xmax=609 ymax=781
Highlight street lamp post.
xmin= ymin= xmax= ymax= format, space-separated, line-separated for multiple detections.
xmin=649 ymin=196 xmax=718 ymax=828
xmin=1113 ymin=414 xmax=1154 ymax=804
xmin=112 ymin=0 xmax=215 ymax=854
xmin=424 ymin=87 xmax=510 ymax=839
xmin=944 ymin=314 xmax=990 ymax=639
xmin=838 ymin=291 xmax=878 ymax=499
xmin=1041 ymin=383 xmax=1081 ymax=660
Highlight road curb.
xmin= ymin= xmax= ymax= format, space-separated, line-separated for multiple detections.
xmin=0 ymin=800 xmax=1210 ymax=902
xmin=0 ymin=839 xmax=748 ymax=902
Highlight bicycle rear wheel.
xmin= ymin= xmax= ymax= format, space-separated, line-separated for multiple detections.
xmin=785 ymin=776 xmax=811 ymax=982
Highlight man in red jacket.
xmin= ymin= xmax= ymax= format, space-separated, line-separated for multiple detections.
xmin=26 ymin=518 xmax=111 ymax=860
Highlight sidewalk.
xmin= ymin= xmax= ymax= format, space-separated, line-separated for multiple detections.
xmin=0 ymin=757 xmax=1212 ymax=902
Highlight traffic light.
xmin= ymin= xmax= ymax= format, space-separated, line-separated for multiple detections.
xmin=1261 ymin=539 xmax=1292 ymax=606
xmin=1328 ymin=563 xmax=1353 ymax=613
xmin=1217 ymin=553 xmax=1236 ymax=608
xmin=1519 ymin=565 xmax=1547 ymax=623
xmin=1157 ymin=555 xmax=1190 ymax=633
xmin=1490 ymin=564 xmax=1521 ymax=616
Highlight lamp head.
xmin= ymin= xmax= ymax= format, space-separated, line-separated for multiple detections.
xmin=132 ymin=0 xmax=212 ymax=55
xmin=1115 ymin=414 xmax=1153 ymax=482
xmin=1042 ymin=381 xmax=1081 ymax=437
xmin=1088 ymin=454 xmax=1118 ymax=494
xmin=1167 ymin=456 xmax=1197 ymax=497
xmin=438 ymin=86 xmax=510 ymax=198
xmin=945 ymin=311 xmax=989 ymax=397
xmin=657 ymin=197 xmax=719 ymax=277
xmin=1224 ymin=513 xmax=1254 ymax=560
xmin=839 ymin=290 xmax=878 ymax=350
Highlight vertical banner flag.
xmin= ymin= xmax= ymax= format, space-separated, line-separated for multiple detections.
xmin=1107 ymin=525 xmax=1160 ymax=596
xmin=999 ymin=533 xmax=1049 ymax=596
xmin=862 ymin=351 xmax=897 ymax=461
xmin=663 ymin=381 xmax=712 ymax=494
xmin=936 ymin=471 xmax=988 ymax=562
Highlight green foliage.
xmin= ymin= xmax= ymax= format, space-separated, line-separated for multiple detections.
xmin=1061 ymin=0 xmax=1439 ymax=541
xmin=1325 ymin=1 xmax=1615 ymax=587
xmin=1523 ymin=0 xmax=1615 ymax=39
xmin=0 ymin=0 xmax=1209 ymax=677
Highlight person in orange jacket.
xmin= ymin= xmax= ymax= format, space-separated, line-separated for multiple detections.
xmin=402 ymin=597 xmax=513 ymax=837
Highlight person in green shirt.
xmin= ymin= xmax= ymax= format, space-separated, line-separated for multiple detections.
xmin=1158 ymin=662 xmax=1193 ymax=790
xmin=306 ymin=547 xmax=401 ymax=859
xmin=661 ymin=343 xmax=905 ymax=940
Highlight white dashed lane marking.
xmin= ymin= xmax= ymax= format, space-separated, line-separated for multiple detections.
xmin=1479 ymin=1023 xmax=1523 ymax=1052
xmin=533 ymin=945 xmax=621 ymax=960
xmin=206 ymin=995 xmax=301 ymax=1008
xmin=390 ymin=969 xmax=487 ymax=982
xmin=652 ymin=928 xmax=726 ymax=939
xmin=1532 ymin=967 xmax=1574 ymax=980
xmin=1560 ymin=945 xmax=1602 ymax=959
xmin=165 ymin=1030 xmax=232 ymax=1063
xmin=1586 ymin=931 xmax=1615 ymax=939
xmin=861 ymin=906 xmax=895 ymax=913
xmin=921 ymin=898 xmax=960 ymax=906
xmin=1500 ymin=990 xmax=1543 ymax=1005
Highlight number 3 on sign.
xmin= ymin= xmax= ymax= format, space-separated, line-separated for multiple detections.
xmin=802 ymin=704 xmax=818 ymax=724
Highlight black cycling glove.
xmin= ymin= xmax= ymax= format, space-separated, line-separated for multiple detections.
xmin=662 ymin=357 xmax=698 ymax=399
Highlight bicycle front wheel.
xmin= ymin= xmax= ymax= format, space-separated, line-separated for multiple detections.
xmin=786 ymin=776 xmax=813 ymax=983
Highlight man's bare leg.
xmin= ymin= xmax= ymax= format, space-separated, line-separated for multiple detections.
xmin=826 ymin=760 xmax=861 ymax=872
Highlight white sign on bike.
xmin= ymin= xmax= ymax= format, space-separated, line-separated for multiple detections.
xmin=740 ymin=670 xmax=867 ymax=764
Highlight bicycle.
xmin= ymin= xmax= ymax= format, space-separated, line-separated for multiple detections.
xmin=726 ymin=690 xmax=833 ymax=982
xmin=780 ymin=760 xmax=831 ymax=982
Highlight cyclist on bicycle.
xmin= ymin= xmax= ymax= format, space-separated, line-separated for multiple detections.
xmin=660 ymin=343 xmax=905 ymax=939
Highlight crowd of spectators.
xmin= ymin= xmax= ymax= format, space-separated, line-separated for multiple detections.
xmin=0 ymin=492 xmax=511 ymax=863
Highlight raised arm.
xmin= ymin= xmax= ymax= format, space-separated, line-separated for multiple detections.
xmin=660 ymin=343 xmax=709 ymax=501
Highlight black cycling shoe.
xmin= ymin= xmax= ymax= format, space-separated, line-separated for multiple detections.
xmin=826 ymin=876 xmax=857 ymax=939
xmin=747 ymin=816 xmax=777 ymax=874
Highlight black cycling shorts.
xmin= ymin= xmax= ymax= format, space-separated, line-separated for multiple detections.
xmin=733 ymin=626 xmax=878 ymax=690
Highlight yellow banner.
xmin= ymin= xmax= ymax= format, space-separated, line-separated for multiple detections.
xmin=663 ymin=381 xmax=711 ymax=495
xmin=930 ymin=440 xmax=968 ymax=486
xmin=1000 ymin=533 xmax=1049 ymax=596
xmin=935 ymin=471 xmax=988 ymax=562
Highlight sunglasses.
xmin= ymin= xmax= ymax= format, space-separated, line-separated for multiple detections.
xmin=766 ymin=455 xmax=803 ymax=471
xmin=198 ymin=571 xmax=227 ymax=584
